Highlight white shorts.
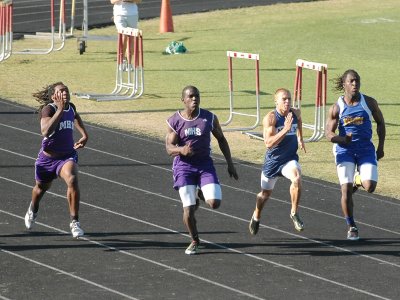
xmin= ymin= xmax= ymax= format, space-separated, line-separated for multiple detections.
xmin=261 ymin=160 xmax=301 ymax=190
xmin=178 ymin=184 xmax=222 ymax=207
xmin=114 ymin=15 xmax=139 ymax=30
xmin=337 ymin=162 xmax=378 ymax=185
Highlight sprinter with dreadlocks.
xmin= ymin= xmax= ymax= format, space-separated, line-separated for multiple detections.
xmin=24 ymin=82 xmax=89 ymax=238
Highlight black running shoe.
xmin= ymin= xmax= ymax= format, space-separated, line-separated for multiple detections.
xmin=249 ymin=216 xmax=260 ymax=235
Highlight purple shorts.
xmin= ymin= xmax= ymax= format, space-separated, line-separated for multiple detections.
xmin=172 ymin=158 xmax=219 ymax=190
xmin=35 ymin=150 xmax=78 ymax=183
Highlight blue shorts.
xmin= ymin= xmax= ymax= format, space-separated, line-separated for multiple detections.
xmin=35 ymin=150 xmax=78 ymax=183
xmin=334 ymin=144 xmax=377 ymax=167
xmin=172 ymin=158 xmax=219 ymax=190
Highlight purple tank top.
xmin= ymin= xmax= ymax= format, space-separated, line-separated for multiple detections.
xmin=167 ymin=108 xmax=214 ymax=164
xmin=41 ymin=103 xmax=76 ymax=153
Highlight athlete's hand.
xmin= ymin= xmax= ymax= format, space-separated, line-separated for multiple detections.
xmin=283 ymin=112 xmax=293 ymax=133
xmin=298 ymin=139 xmax=306 ymax=153
xmin=228 ymin=163 xmax=239 ymax=180
xmin=180 ymin=142 xmax=193 ymax=156
xmin=376 ymin=148 xmax=384 ymax=161
xmin=343 ymin=132 xmax=352 ymax=144
xmin=52 ymin=90 xmax=67 ymax=110
xmin=74 ymin=137 xmax=88 ymax=149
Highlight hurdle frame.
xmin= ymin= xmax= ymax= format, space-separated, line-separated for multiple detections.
xmin=293 ymin=59 xmax=327 ymax=142
xmin=0 ymin=0 xmax=12 ymax=62
xmin=74 ymin=27 xmax=144 ymax=101
xmin=221 ymin=51 xmax=261 ymax=133
xmin=76 ymin=0 xmax=117 ymax=55
xmin=13 ymin=0 xmax=66 ymax=55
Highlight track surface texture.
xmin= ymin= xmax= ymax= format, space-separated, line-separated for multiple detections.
xmin=1 ymin=99 xmax=399 ymax=300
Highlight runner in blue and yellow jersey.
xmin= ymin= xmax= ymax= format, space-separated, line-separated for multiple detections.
xmin=326 ymin=69 xmax=385 ymax=240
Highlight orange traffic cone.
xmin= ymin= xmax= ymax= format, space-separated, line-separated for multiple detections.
xmin=159 ymin=0 xmax=174 ymax=33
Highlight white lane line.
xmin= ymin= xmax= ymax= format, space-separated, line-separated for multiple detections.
xmin=1 ymin=144 xmax=399 ymax=236
xmin=0 ymin=211 xmax=266 ymax=300
xmin=0 ymin=247 xmax=139 ymax=300
xmin=0 ymin=119 xmax=398 ymax=206
xmin=0 ymin=175 xmax=398 ymax=300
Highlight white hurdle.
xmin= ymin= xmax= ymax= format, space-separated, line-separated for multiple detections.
xmin=13 ymin=0 xmax=66 ymax=55
xmin=0 ymin=0 xmax=12 ymax=62
xmin=221 ymin=51 xmax=261 ymax=133
xmin=74 ymin=27 xmax=144 ymax=101
xmin=293 ymin=59 xmax=327 ymax=142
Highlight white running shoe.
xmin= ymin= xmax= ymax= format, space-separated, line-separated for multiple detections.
xmin=24 ymin=209 xmax=37 ymax=230
xmin=70 ymin=220 xmax=84 ymax=238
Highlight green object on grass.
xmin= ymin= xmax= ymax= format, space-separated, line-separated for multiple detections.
xmin=165 ymin=41 xmax=187 ymax=54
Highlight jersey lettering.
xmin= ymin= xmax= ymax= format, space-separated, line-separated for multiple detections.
xmin=343 ymin=116 xmax=364 ymax=126
xmin=184 ymin=127 xmax=202 ymax=137
xmin=59 ymin=120 xmax=74 ymax=130
xmin=276 ymin=124 xmax=297 ymax=135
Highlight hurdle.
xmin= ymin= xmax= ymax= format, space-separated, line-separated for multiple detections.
xmin=74 ymin=27 xmax=144 ymax=101
xmin=13 ymin=0 xmax=66 ymax=55
xmin=293 ymin=59 xmax=327 ymax=142
xmin=76 ymin=0 xmax=116 ymax=55
xmin=221 ymin=51 xmax=261 ymax=133
xmin=0 ymin=0 xmax=12 ymax=62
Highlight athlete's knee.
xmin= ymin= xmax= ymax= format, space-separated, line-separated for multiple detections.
xmin=64 ymin=174 xmax=79 ymax=188
xmin=206 ymin=199 xmax=221 ymax=209
xmin=35 ymin=182 xmax=51 ymax=194
xmin=258 ymin=190 xmax=271 ymax=202
xmin=291 ymin=175 xmax=302 ymax=189
xmin=363 ymin=181 xmax=377 ymax=193
xmin=183 ymin=206 xmax=195 ymax=218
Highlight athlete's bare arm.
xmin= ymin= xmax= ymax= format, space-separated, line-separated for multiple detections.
xmin=263 ymin=111 xmax=292 ymax=149
xmin=325 ymin=103 xmax=352 ymax=144
xmin=365 ymin=95 xmax=385 ymax=160
xmin=212 ymin=115 xmax=238 ymax=180
xmin=165 ymin=125 xmax=193 ymax=157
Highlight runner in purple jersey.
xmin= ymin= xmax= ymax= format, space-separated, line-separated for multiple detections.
xmin=24 ymin=82 xmax=89 ymax=238
xmin=166 ymin=86 xmax=238 ymax=255
xmin=326 ymin=70 xmax=385 ymax=240
xmin=249 ymin=88 xmax=306 ymax=236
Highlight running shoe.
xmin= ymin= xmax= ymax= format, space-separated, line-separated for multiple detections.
xmin=249 ymin=216 xmax=260 ymax=235
xmin=24 ymin=208 xmax=37 ymax=230
xmin=353 ymin=171 xmax=362 ymax=193
xmin=347 ymin=226 xmax=359 ymax=240
xmin=185 ymin=240 xmax=199 ymax=255
xmin=290 ymin=213 xmax=304 ymax=232
xmin=70 ymin=220 xmax=84 ymax=238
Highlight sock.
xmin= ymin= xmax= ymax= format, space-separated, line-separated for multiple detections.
xmin=345 ymin=216 xmax=356 ymax=227
xmin=71 ymin=216 xmax=79 ymax=222
xmin=29 ymin=202 xmax=38 ymax=214
xmin=252 ymin=212 xmax=259 ymax=222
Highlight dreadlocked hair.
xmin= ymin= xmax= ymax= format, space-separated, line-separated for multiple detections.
xmin=332 ymin=69 xmax=360 ymax=93
xmin=33 ymin=82 xmax=64 ymax=116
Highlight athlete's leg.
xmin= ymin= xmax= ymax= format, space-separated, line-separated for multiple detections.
xmin=179 ymin=185 xmax=199 ymax=242
xmin=31 ymin=181 xmax=52 ymax=213
xmin=59 ymin=160 xmax=80 ymax=221
xmin=359 ymin=163 xmax=378 ymax=193
xmin=281 ymin=160 xmax=302 ymax=215
xmin=200 ymin=183 xmax=222 ymax=209
xmin=337 ymin=162 xmax=357 ymax=227
xmin=253 ymin=172 xmax=276 ymax=219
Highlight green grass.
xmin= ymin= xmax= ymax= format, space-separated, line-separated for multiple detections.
xmin=1 ymin=0 xmax=399 ymax=198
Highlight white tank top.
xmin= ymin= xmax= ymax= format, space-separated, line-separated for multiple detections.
xmin=113 ymin=2 xmax=138 ymax=16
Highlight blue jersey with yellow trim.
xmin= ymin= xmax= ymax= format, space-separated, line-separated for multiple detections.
xmin=336 ymin=93 xmax=373 ymax=150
